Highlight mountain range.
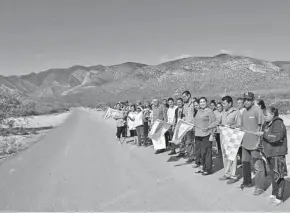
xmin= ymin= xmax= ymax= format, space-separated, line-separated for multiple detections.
xmin=1 ymin=54 xmax=290 ymax=107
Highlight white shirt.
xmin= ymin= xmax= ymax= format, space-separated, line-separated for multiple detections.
xmin=134 ymin=111 xmax=144 ymax=127
xmin=127 ymin=112 xmax=136 ymax=130
xmin=167 ymin=105 xmax=178 ymax=124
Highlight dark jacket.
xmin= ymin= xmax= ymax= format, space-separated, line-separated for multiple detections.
xmin=262 ymin=117 xmax=288 ymax=157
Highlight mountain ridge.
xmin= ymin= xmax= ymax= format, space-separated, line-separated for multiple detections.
xmin=0 ymin=55 xmax=290 ymax=108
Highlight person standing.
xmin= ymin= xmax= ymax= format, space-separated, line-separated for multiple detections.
xmin=258 ymin=107 xmax=288 ymax=206
xmin=151 ymin=99 xmax=165 ymax=154
xmin=207 ymin=96 xmax=242 ymax=183
xmin=181 ymin=91 xmax=195 ymax=164
xmin=214 ymin=102 xmax=223 ymax=156
xmin=127 ymin=106 xmax=145 ymax=146
xmin=143 ymin=101 xmax=152 ymax=146
xmin=236 ymin=97 xmax=245 ymax=161
xmin=127 ymin=104 xmax=138 ymax=144
xmin=169 ymin=98 xmax=185 ymax=156
xmin=195 ymin=97 xmax=216 ymax=175
xmin=166 ymin=97 xmax=178 ymax=152
xmin=113 ymin=103 xmax=127 ymax=144
xmin=240 ymin=92 xmax=265 ymax=195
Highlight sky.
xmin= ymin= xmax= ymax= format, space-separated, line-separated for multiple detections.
xmin=0 ymin=0 xmax=290 ymax=76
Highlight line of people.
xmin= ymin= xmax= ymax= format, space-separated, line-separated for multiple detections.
xmin=112 ymin=91 xmax=288 ymax=206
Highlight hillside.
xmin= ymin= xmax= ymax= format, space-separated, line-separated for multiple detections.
xmin=71 ymin=54 xmax=290 ymax=105
xmin=1 ymin=54 xmax=290 ymax=111
xmin=1 ymin=62 xmax=147 ymax=98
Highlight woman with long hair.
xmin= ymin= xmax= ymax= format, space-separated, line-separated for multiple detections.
xmin=257 ymin=99 xmax=266 ymax=112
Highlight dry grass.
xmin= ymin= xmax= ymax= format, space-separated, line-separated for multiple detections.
xmin=0 ymin=110 xmax=71 ymax=164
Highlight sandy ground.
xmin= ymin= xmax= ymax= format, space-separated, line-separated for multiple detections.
xmin=0 ymin=108 xmax=289 ymax=211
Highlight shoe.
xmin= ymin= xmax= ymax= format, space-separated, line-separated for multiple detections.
xmin=253 ymin=188 xmax=264 ymax=196
xmin=240 ymin=183 xmax=253 ymax=189
xmin=192 ymin=164 xmax=200 ymax=168
xmin=202 ymin=171 xmax=211 ymax=176
xmin=227 ymin=178 xmax=239 ymax=184
xmin=176 ymin=153 xmax=186 ymax=158
xmin=155 ymin=149 xmax=165 ymax=154
xmin=271 ymin=198 xmax=283 ymax=206
xmin=219 ymin=175 xmax=230 ymax=181
xmin=269 ymin=195 xmax=276 ymax=200
xmin=186 ymin=158 xmax=194 ymax=164
xmin=195 ymin=167 xmax=203 ymax=173
xmin=168 ymin=150 xmax=177 ymax=155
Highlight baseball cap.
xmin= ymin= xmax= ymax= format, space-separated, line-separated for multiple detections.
xmin=243 ymin=92 xmax=255 ymax=100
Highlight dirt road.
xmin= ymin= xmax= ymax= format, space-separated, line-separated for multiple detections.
xmin=0 ymin=108 xmax=289 ymax=211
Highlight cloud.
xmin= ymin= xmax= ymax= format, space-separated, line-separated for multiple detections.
xmin=160 ymin=54 xmax=192 ymax=63
xmin=219 ymin=49 xmax=232 ymax=54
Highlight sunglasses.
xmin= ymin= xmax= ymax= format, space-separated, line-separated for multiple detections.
xmin=244 ymin=98 xmax=253 ymax=102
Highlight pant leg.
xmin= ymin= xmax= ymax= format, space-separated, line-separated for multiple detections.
xmin=185 ymin=130 xmax=194 ymax=160
xmin=139 ymin=125 xmax=145 ymax=144
xmin=215 ymin=133 xmax=221 ymax=153
xmin=179 ymin=135 xmax=186 ymax=154
xmin=195 ymin=136 xmax=202 ymax=166
xmin=168 ymin=127 xmax=175 ymax=149
xmin=269 ymin=157 xmax=285 ymax=200
xmin=242 ymin=147 xmax=252 ymax=185
xmin=225 ymin=157 xmax=238 ymax=179
xmin=200 ymin=138 xmax=206 ymax=170
xmin=123 ymin=125 xmax=127 ymax=137
xmin=144 ymin=122 xmax=149 ymax=138
xmin=121 ymin=126 xmax=126 ymax=138
xmin=253 ymin=157 xmax=265 ymax=190
xmin=165 ymin=131 xmax=170 ymax=148
xmin=136 ymin=126 xmax=142 ymax=145
xmin=116 ymin=127 xmax=122 ymax=139
xmin=203 ymin=136 xmax=212 ymax=173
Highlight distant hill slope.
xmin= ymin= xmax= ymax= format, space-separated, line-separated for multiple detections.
xmin=0 ymin=62 xmax=147 ymax=98
xmin=1 ymin=55 xmax=290 ymax=107
xmin=71 ymin=54 xmax=290 ymax=105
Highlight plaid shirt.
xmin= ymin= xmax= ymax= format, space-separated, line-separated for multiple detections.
xmin=183 ymin=98 xmax=195 ymax=124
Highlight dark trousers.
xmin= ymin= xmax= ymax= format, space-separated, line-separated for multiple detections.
xmin=269 ymin=157 xmax=285 ymax=200
xmin=124 ymin=125 xmax=128 ymax=137
xmin=194 ymin=136 xmax=202 ymax=166
xmin=215 ymin=133 xmax=221 ymax=153
xmin=116 ymin=126 xmax=126 ymax=139
xmin=197 ymin=135 xmax=212 ymax=173
xmin=144 ymin=122 xmax=149 ymax=138
xmin=136 ymin=125 xmax=145 ymax=146
xmin=184 ymin=130 xmax=195 ymax=160
xmin=164 ymin=127 xmax=175 ymax=149
xmin=242 ymin=148 xmax=265 ymax=189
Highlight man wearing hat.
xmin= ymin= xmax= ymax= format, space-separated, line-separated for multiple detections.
xmin=240 ymin=92 xmax=265 ymax=195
